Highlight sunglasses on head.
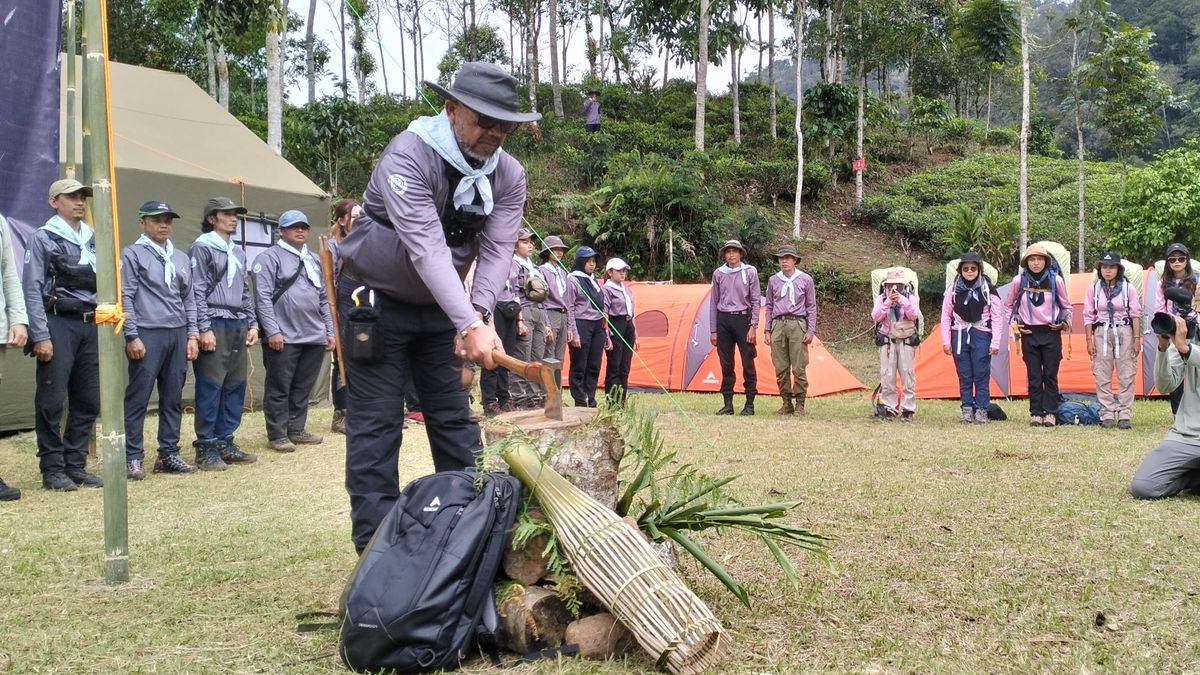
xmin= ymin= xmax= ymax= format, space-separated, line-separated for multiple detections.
xmin=1169 ymin=256 xmax=1188 ymax=263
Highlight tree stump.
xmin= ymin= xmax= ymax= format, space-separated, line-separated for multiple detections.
xmin=496 ymin=585 xmax=574 ymax=655
xmin=503 ymin=508 xmax=550 ymax=585
xmin=484 ymin=407 xmax=623 ymax=510
xmin=565 ymin=612 xmax=636 ymax=660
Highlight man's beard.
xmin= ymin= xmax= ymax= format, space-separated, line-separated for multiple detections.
xmin=457 ymin=138 xmax=494 ymax=166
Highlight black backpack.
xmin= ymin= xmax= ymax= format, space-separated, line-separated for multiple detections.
xmin=338 ymin=470 xmax=523 ymax=673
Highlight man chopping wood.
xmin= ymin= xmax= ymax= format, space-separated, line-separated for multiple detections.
xmin=336 ymin=62 xmax=541 ymax=553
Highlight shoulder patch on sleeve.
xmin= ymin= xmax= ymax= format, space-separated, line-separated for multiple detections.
xmin=191 ymin=257 xmax=198 ymax=269
xmin=253 ymin=263 xmax=262 ymax=274
xmin=388 ymin=173 xmax=408 ymax=197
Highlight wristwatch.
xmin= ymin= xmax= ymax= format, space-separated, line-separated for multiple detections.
xmin=473 ymin=303 xmax=492 ymax=324
xmin=460 ymin=320 xmax=486 ymax=338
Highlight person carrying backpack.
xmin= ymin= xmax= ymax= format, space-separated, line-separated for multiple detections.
xmin=940 ymin=252 xmax=1004 ymax=424
xmin=1155 ymin=242 xmax=1196 ymax=414
xmin=1085 ymin=251 xmax=1141 ymax=429
xmin=872 ymin=269 xmax=920 ymax=422
xmin=1006 ymin=244 xmax=1071 ymax=427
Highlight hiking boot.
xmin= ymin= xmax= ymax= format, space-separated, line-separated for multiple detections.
xmin=153 ymin=454 xmax=196 ymax=474
xmin=776 ymin=396 xmax=795 ymax=416
xmin=483 ymin=402 xmax=502 ymax=418
xmin=218 ymin=440 xmax=257 ymax=464
xmin=193 ymin=441 xmax=228 ymax=471
xmin=739 ymin=399 xmax=755 ymax=416
xmin=66 ymin=470 xmax=103 ymax=488
xmin=961 ymin=407 xmax=974 ymax=425
xmin=288 ymin=430 xmax=323 ymax=445
xmin=1042 ymin=415 xmax=1057 ymax=428
xmin=268 ymin=438 xmax=297 ymax=453
xmin=330 ymin=410 xmax=347 ymax=435
xmin=900 ymin=411 xmax=914 ymax=423
xmin=715 ymin=394 xmax=735 ymax=416
xmin=794 ymin=396 xmax=806 ymax=416
xmin=126 ymin=459 xmax=145 ymax=481
xmin=0 ymin=478 xmax=21 ymax=501
xmin=1100 ymin=419 xmax=1116 ymax=429
xmin=1117 ymin=419 xmax=1132 ymax=430
xmin=974 ymin=408 xmax=989 ymax=425
xmin=42 ymin=472 xmax=78 ymax=491
xmin=1029 ymin=415 xmax=1044 ymax=427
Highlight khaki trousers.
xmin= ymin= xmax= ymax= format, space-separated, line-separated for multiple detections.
xmin=879 ymin=341 xmax=917 ymax=413
xmin=770 ymin=317 xmax=810 ymax=398
xmin=511 ymin=305 xmax=548 ymax=402
xmin=1091 ymin=324 xmax=1136 ymax=421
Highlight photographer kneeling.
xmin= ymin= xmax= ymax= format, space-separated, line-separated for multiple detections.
xmin=1129 ymin=302 xmax=1200 ymax=499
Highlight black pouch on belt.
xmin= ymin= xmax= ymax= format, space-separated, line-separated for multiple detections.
xmin=345 ymin=305 xmax=383 ymax=364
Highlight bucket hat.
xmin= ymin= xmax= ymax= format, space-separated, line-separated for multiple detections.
xmin=719 ymin=239 xmax=746 ymax=256
xmin=425 ymin=62 xmax=542 ymax=123
xmin=541 ymin=235 xmax=567 ymax=252
xmin=1020 ymin=243 xmax=1050 ymax=268
xmin=774 ymin=244 xmax=799 ymax=259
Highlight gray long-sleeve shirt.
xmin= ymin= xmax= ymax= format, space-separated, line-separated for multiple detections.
xmin=188 ymin=241 xmax=253 ymax=332
xmin=23 ymin=226 xmax=98 ymax=343
xmin=0 ymin=214 xmax=27 ymax=338
xmin=709 ymin=264 xmax=761 ymax=332
xmin=121 ymin=242 xmax=197 ymax=336
xmin=338 ymin=130 xmax=526 ymax=332
xmin=1156 ymin=343 xmax=1200 ymax=445
xmin=252 ymin=245 xmax=333 ymax=345
xmin=539 ymin=261 xmax=577 ymax=336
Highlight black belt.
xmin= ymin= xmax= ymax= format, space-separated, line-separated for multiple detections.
xmin=51 ymin=308 xmax=95 ymax=322
xmin=720 ymin=309 xmax=750 ymax=316
xmin=607 ymin=314 xmax=632 ymax=321
xmin=773 ymin=315 xmax=807 ymax=322
xmin=546 ymin=307 xmax=567 ymax=313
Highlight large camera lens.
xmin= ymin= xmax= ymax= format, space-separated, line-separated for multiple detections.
xmin=1152 ymin=312 xmax=1179 ymax=337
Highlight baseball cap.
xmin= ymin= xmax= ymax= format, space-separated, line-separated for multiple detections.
xmin=49 ymin=178 xmax=92 ymax=199
xmin=278 ymin=209 xmax=310 ymax=229
xmin=517 ymin=227 xmax=533 ymax=240
xmin=203 ymin=197 xmax=248 ymax=218
xmin=605 ymin=257 xmax=630 ymax=272
xmin=138 ymin=200 xmax=179 ymax=218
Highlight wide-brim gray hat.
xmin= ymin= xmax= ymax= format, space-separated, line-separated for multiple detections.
xmin=541 ymin=235 xmax=567 ymax=252
xmin=774 ymin=245 xmax=799 ymax=259
xmin=204 ymin=196 xmax=248 ymax=218
xmin=425 ymin=62 xmax=542 ymax=124
xmin=720 ymin=239 xmax=747 ymax=255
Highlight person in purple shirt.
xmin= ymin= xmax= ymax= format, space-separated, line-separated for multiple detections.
xmin=939 ymin=252 xmax=1004 ymax=425
xmin=602 ymin=257 xmax=638 ymax=402
xmin=871 ymin=269 xmax=921 ymax=422
xmin=538 ymin=235 xmax=576 ymax=368
xmin=568 ymin=246 xmax=609 ymax=407
xmin=334 ymin=62 xmax=539 ymax=553
xmin=583 ymin=89 xmax=601 ymax=132
xmin=710 ymin=239 xmax=761 ymax=416
xmin=1003 ymin=244 xmax=1071 ymax=427
xmin=763 ymin=245 xmax=816 ymax=416
xmin=1085 ymin=251 xmax=1142 ymax=429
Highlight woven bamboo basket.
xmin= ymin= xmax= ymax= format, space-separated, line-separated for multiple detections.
xmin=503 ymin=442 xmax=728 ymax=674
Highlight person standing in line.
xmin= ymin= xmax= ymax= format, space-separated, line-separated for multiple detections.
xmin=940 ymin=252 xmax=1003 ymax=425
xmin=583 ymin=90 xmax=601 ymax=132
xmin=121 ymin=200 xmax=199 ymax=480
xmin=24 ymin=179 xmax=102 ymax=491
xmin=1155 ymin=243 xmax=1196 ymax=415
xmin=710 ymin=239 xmax=761 ymax=416
xmin=763 ymin=245 xmax=816 ymax=416
xmin=189 ymin=197 xmax=260 ymax=470
xmin=1005 ymin=244 xmax=1071 ymax=427
xmin=538 ymin=235 xmax=576 ymax=369
xmin=508 ymin=228 xmax=552 ymax=409
xmin=1085 ymin=251 xmax=1141 ymax=429
xmin=481 ymin=243 xmax=522 ymax=417
xmin=602 ymin=257 xmax=637 ymax=402
xmin=568 ymin=246 xmax=609 ymax=407
xmin=254 ymin=210 xmax=336 ymax=452
xmin=871 ymin=269 xmax=921 ymax=422
xmin=327 ymin=198 xmax=360 ymax=435
xmin=0 ymin=211 xmax=28 ymax=500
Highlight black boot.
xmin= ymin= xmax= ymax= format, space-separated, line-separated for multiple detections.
xmin=193 ymin=440 xmax=228 ymax=472
xmin=739 ymin=393 xmax=756 ymax=416
xmin=217 ymin=439 xmax=258 ymax=464
xmin=715 ymin=393 xmax=735 ymax=415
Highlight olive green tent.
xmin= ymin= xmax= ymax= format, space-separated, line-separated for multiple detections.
xmin=0 ymin=59 xmax=331 ymax=432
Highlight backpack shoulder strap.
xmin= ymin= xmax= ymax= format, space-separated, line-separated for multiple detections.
xmin=271 ymin=257 xmax=305 ymax=304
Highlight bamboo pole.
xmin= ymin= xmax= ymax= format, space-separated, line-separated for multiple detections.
xmin=65 ymin=0 xmax=78 ymax=179
xmin=83 ymin=0 xmax=130 ymax=584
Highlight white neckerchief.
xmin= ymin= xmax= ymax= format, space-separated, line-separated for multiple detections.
xmin=513 ymin=254 xmax=543 ymax=281
xmin=542 ymin=263 xmax=566 ymax=295
xmin=608 ymin=279 xmax=632 ymax=316
xmin=569 ymin=270 xmax=600 ymax=292
xmin=194 ymin=231 xmax=242 ymax=287
xmin=407 ymin=111 xmax=503 ymax=215
xmin=42 ymin=215 xmax=96 ymax=270
xmin=136 ymin=234 xmax=175 ymax=285
xmin=715 ymin=263 xmax=749 ymax=285
xmin=276 ymin=240 xmax=322 ymax=288
xmin=776 ymin=269 xmax=801 ymax=305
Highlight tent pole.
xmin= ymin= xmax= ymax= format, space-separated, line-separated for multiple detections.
xmin=669 ymin=226 xmax=674 ymax=284
xmin=65 ymin=0 xmax=78 ymax=179
xmin=83 ymin=0 xmax=130 ymax=584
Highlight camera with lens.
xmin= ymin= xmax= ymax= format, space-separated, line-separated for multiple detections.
xmin=1151 ymin=285 xmax=1200 ymax=339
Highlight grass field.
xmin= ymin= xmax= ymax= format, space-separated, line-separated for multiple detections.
xmin=2 ymin=381 xmax=1199 ymax=674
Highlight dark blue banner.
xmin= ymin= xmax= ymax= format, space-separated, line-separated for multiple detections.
xmin=0 ymin=1 xmax=63 ymax=257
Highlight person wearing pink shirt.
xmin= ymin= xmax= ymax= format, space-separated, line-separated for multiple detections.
xmin=872 ymin=269 xmax=921 ymax=422
xmin=1156 ymin=242 xmax=1197 ymax=414
xmin=1005 ymin=244 xmax=1071 ymax=427
xmin=1085 ymin=252 xmax=1142 ymax=429
xmin=940 ymin=252 xmax=1005 ymax=425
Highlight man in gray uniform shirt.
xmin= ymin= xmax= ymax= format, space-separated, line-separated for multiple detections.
xmin=337 ymin=61 xmax=539 ymax=552
xmin=253 ymin=209 xmax=335 ymax=453
xmin=121 ymin=200 xmax=199 ymax=479
xmin=24 ymin=179 xmax=102 ymax=491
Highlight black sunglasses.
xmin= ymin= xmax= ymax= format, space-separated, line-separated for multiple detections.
xmin=1168 ymin=256 xmax=1188 ymax=263
xmin=474 ymin=111 xmax=520 ymax=134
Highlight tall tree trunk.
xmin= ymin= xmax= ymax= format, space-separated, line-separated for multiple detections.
xmin=768 ymin=7 xmax=776 ymax=138
xmin=526 ymin=0 xmax=539 ymax=113
xmin=598 ymin=3 xmax=606 ymax=81
xmin=376 ymin=12 xmax=390 ymax=96
xmin=216 ymin=44 xmax=230 ymax=110
xmin=470 ymin=0 xmax=476 ymax=28
xmin=206 ymin=39 xmax=218 ymax=98
xmin=1070 ymin=11 xmax=1086 ymax=271
xmin=793 ymin=0 xmax=806 ymax=237
xmin=510 ymin=14 xmax=516 ymax=74
xmin=416 ymin=8 xmax=425 ymax=83
xmin=396 ymin=5 xmax=407 ymax=98
xmin=585 ymin=15 xmax=596 ymax=79
xmin=267 ymin=3 xmax=283 ymax=154
xmin=757 ymin=12 xmax=764 ymax=83
xmin=855 ymin=58 xmax=864 ymax=204
xmin=562 ymin=19 xmax=569 ymax=83
xmin=609 ymin=9 xmax=620 ymax=84
xmin=695 ymin=0 xmax=710 ymax=151
xmin=1018 ymin=0 xmax=1030 ymax=252
xmin=306 ymin=0 xmax=317 ymax=102
xmin=550 ymin=0 xmax=562 ymax=116
xmin=663 ymin=46 xmax=670 ymax=87
xmin=985 ymin=69 xmax=992 ymax=139
xmin=340 ymin=0 xmax=349 ymax=99
xmin=824 ymin=5 xmax=833 ymax=83
xmin=731 ymin=42 xmax=741 ymax=145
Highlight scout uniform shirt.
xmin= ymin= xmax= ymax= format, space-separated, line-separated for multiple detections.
xmin=709 ymin=263 xmax=761 ymax=333
xmin=121 ymin=236 xmax=198 ymax=338
xmin=765 ymin=269 xmax=816 ymax=337
xmin=539 ymin=259 xmax=578 ymax=337
xmin=253 ymin=242 xmax=334 ymax=345
xmin=23 ymin=216 xmax=98 ymax=343
xmin=189 ymin=235 xmax=254 ymax=332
